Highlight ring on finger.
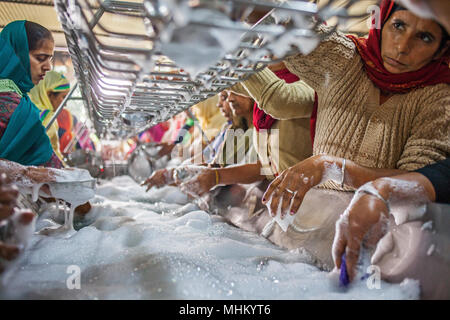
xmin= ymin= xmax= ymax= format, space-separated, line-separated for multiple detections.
xmin=285 ymin=188 xmax=296 ymax=194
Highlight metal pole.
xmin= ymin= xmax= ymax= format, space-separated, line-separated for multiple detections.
xmin=63 ymin=121 xmax=87 ymax=154
xmin=185 ymin=108 xmax=218 ymax=159
xmin=46 ymin=82 xmax=78 ymax=131
xmin=89 ymin=2 xmax=108 ymax=30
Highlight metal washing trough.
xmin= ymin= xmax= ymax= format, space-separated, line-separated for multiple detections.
xmin=53 ymin=0 xmax=371 ymax=139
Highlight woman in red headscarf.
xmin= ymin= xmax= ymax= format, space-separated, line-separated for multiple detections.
xmin=207 ymin=1 xmax=450 ymax=278
xmin=239 ymin=0 xmax=449 ymax=220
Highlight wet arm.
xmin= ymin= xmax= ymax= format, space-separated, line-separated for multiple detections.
xmin=320 ymin=155 xmax=409 ymax=189
xmin=237 ymin=68 xmax=316 ymax=120
xmin=369 ymin=172 xmax=436 ymax=203
xmin=214 ymin=162 xmax=266 ymax=185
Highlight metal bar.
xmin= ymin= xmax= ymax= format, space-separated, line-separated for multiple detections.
xmin=45 ymin=82 xmax=78 ymax=131
xmin=0 ymin=0 xmax=54 ymax=6
xmin=89 ymin=0 xmax=108 ymax=30
xmin=63 ymin=122 xmax=87 ymax=154
xmin=54 ymin=0 xmax=374 ymax=139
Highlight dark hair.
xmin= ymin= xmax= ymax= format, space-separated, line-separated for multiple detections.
xmin=24 ymin=21 xmax=53 ymax=51
xmin=387 ymin=3 xmax=449 ymax=52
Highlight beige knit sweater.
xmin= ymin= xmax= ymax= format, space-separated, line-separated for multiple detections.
xmin=241 ymin=26 xmax=450 ymax=171
xmin=229 ymin=83 xmax=314 ymax=179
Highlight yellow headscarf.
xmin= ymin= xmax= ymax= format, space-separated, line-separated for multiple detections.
xmin=29 ymin=71 xmax=70 ymax=162
xmin=191 ymin=95 xmax=227 ymax=141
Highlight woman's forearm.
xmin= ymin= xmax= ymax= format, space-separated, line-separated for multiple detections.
xmin=240 ymin=68 xmax=315 ymax=120
xmin=0 ymin=159 xmax=26 ymax=178
xmin=371 ymin=172 xmax=436 ymax=203
xmin=319 ymin=155 xmax=408 ymax=189
xmin=215 ymin=162 xmax=265 ymax=186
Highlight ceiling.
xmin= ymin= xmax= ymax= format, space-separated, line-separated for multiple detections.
xmin=0 ymin=0 xmax=378 ymax=49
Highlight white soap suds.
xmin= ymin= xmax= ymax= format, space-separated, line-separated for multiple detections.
xmin=321 ymin=161 xmax=342 ymax=184
xmin=421 ymin=221 xmax=433 ymax=231
xmin=382 ymin=177 xmax=429 ymax=226
xmin=0 ymin=176 xmax=419 ymax=299
xmin=398 ymin=278 xmax=421 ymax=300
xmin=426 ymin=244 xmax=435 ymax=256
xmin=18 ymin=168 xmax=95 ymax=237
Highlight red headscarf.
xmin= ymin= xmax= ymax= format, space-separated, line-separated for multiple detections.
xmin=347 ymin=0 xmax=450 ymax=93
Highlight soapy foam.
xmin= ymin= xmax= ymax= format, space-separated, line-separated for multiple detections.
xmin=17 ymin=168 xmax=95 ymax=238
xmin=0 ymin=176 xmax=418 ymax=299
xmin=383 ymin=177 xmax=429 ymax=226
xmin=260 ymin=159 xmax=346 ymax=235
xmin=264 ymin=190 xmax=320 ymax=235
xmin=0 ymin=160 xmax=34 ymax=187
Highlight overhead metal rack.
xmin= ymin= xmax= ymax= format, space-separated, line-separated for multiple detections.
xmin=54 ymin=0 xmax=370 ymax=139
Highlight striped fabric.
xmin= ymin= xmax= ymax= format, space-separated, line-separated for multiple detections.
xmin=0 ymin=91 xmax=21 ymax=137
xmin=39 ymin=109 xmax=50 ymax=121
xmin=53 ymin=82 xmax=70 ymax=91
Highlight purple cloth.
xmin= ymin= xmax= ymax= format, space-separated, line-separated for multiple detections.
xmin=340 ymin=253 xmax=350 ymax=287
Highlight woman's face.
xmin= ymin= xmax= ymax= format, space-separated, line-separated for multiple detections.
xmin=29 ymin=38 xmax=54 ymax=85
xmin=217 ymin=91 xmax=233 ymax=121
xmin=381 ymin=10 xmax=447 ymax=74
xmin=226 ymin=91 xmax=253 ymax=118
xmin=48 ymin=90 xmax=69 ymax=111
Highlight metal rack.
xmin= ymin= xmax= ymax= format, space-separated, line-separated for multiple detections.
xmin=54 ymin=0 xmax=369 ymax=139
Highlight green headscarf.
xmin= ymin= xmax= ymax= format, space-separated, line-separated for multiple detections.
xmin=0 ymin=20 xmax=53 ymax=166
xmin=0 ymin=20 xmax=34 ymax=94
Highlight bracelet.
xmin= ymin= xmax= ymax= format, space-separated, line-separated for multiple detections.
xmin=173 ymin=168 xmax=188 ymax=184
xmin=340 ymin=158 xmax=346 ymax=189
xmin=172 ymin=168 xmax=179 ymax=184
xmin=357 ymin=187 xmax=390 ymax=213
xmin=215 ymin=170 xmax=220 ymax=185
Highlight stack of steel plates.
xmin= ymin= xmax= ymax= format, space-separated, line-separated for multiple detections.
xmin=54 ymin=0 xmax=368 ymax=138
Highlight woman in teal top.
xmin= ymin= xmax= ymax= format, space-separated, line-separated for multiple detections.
xmin=0 ymin=20 xmax=62 ymax=168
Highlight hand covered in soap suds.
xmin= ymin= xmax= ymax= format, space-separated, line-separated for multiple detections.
xmin=142 ymin=168 xmax=175 ymax=191
xmin=0 ymin=174 xmax=17 ymax=222
xmin=179 ymin=169 xmax=217 ymax=197
xmin=26 ymin=166 xmax=56 ymax=184
xmin=0 ymin=159 xmax=56 ymax=186
xmin=332 ymin=172 xmax=436 ymax=282
xmin=157 ymin=142 xmax=176 ymax=158
xmin=262 ymin=155 xmax=329 ymax=219
xmin=332 ymin=184 xmax=389 ymax=282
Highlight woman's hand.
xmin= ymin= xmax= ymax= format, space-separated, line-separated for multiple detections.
xmin=262 ymin=155 xmax=327 ymax=218
xmin=157 ymin=143 xmax=175 ymax=157
xmin=180 ymin=169 xmax=216 ymax=197
xmin=75 ymin=202 xmax=92 ymax=216
xmin=0 ymin=174 xmax=18 ymax=221
xmin=332 ymin=186 xmax=389 ymax=282
xmin=141 ymin=168 xmax=174 ymax=191
xmin=26 ymin=166 xmax=56 ymax=184
xmin=0 ymin=174 xmax=25 ymax=270
xmin=0 ymin=159 xmax=56 ymax=186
